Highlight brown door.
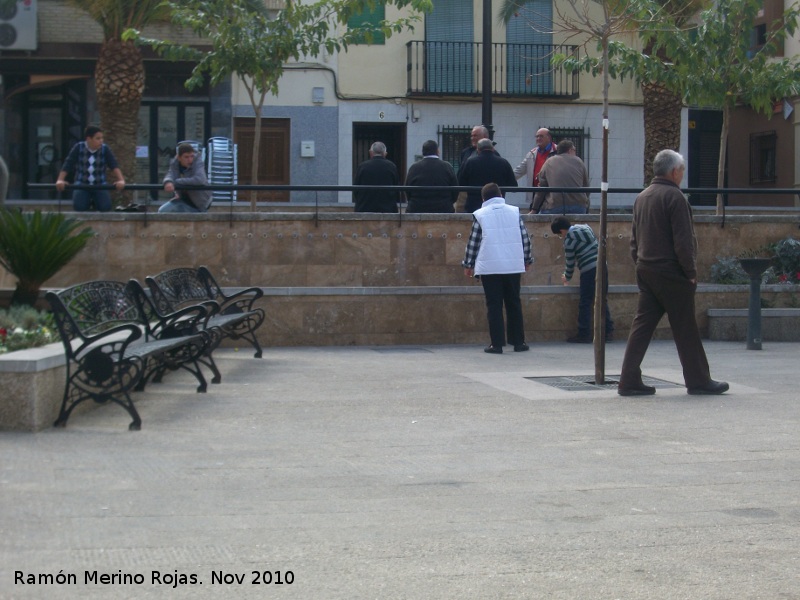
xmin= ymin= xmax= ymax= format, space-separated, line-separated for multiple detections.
xmin=234 ymin=117 xmax=290 ymax=202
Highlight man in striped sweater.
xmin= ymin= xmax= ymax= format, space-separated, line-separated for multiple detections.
xmin=551 ymin=216 xmax=614 ymax=343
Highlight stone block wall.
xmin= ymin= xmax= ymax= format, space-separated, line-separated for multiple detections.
xmin=2 ymin=212 xmax=799 ymax=347
xmin=3 ymin=212 xmax=799 ymax=291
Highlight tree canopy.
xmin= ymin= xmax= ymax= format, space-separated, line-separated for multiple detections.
xmin=126 ymin=0 xmax=432 ymax=207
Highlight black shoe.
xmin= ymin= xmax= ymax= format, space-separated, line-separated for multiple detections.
xmin=513 ymin=343 xmax=529 ymax=352
xmin=687 ymin=380 xmax=729 ymax=395
xmin=618 ymin=384 xmax=656 ymax=396
xmin=567 ymin=335 xmax=592 ymax=344
xmin=484 ymin=345 xmax=503 ymax=354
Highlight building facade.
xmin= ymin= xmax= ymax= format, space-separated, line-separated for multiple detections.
xmin=2 ymin=0 xmax=796 ymax=208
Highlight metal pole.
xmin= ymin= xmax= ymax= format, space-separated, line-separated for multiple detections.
xmin=746 ymin=274 xmax=763 ymax=350
xmin=594 ymin=36 xmax=610 ymax=385
xmin=481 ymin=0 xmax=493 ymax=138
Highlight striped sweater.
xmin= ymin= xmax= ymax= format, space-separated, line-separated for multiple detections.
xmin=563 ymin=224 xmax=598 ymax=281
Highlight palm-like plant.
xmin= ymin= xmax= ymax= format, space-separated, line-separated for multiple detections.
xmin=67 ymin=0 xmax=170 ymax=201
xmin=0 ymin=209 xmax=94 ymax=306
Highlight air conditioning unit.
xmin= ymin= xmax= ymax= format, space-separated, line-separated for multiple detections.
xmin=0 ymin=0 xmax=37 ymax=51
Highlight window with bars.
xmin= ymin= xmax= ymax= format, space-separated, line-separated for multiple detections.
xmin=438 ymin=126 xmax=473 ymax=172
xmin=750 ymin=131 xmax=777 ymax=184
xmin=547 ymin=127 xmax=589 ymax=165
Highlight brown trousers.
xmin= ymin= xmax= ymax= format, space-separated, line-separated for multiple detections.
xmin=619 ymin=265 xmax=711 ymax=389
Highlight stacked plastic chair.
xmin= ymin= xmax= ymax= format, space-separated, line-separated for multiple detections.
xmin=206 ymin=137 xmax=238 ymax=204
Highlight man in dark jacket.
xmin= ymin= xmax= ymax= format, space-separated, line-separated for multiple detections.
xmin=459 ymin=125 xmax=499 ymax=166
xmin=353 ymin=141 xmax=399 ymax=213
xmin=618 ymin=149 xmax=728 ymax=397
xmin=457 ymin=138 xmax=517 ymax=213
xmin=405 ymin=140 xmax=458 ymax=213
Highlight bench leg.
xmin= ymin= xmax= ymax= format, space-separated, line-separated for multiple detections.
xmin=179 ymin=360 xmax=208 ymax=393
xmin=55 ymin=362 xmax=144 ymax=430
xmin=229 ymin=329 xmax=263 ymax=359
xmin=200 ymin=353 xmax=222 ymax=384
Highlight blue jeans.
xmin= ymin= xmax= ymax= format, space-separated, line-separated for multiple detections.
xmin=577 ymin=266 xmax=614 ymax=337
xmin=72 ymin=189 xmax=112 ymax=212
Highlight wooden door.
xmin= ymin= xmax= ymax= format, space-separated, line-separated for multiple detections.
xmin=234 ymin=117 xmax=290 ymax=202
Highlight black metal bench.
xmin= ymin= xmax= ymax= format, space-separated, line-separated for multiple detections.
xmin=145 ymin=267 xmax=265 ymax=383
xmin=46 ymin=280 xmax=211 ymax=430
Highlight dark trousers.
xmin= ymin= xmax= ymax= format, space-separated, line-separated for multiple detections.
xmin=480 ymin=273 xmax=525 ymax=347
xmin=619 ymin=265 xmax=710 ymax=389
xmin=578 ymin=266 xmax=614 ymax=337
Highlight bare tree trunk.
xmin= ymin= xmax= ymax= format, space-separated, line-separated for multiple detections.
xmin=594 ymin=35 xmax=609 ymax=385
xmin=246 ymin=83 xmax=267 ymax=211
xmin=251 ymin=107 xmax=262 ymax=211
xmin=716 ymin=103 xmax=730 ymax=215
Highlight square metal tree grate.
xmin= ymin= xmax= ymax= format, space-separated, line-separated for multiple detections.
xmin=525 ymin=374 xmax=681 ymax=392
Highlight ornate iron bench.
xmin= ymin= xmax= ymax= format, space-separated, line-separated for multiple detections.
xmin=46 ymin=280 xmax=211 ymax=430
xmin=145 ymin=267 xmax=265 ymax=383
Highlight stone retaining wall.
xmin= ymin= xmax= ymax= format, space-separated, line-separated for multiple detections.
xmin=3 ymin=213 xmax=800 ymax=291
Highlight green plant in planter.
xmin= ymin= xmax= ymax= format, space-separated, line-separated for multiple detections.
xmin=0 ymin=209 xmax=94 ymax=307
xmin=710 ymin=255 xmax=750 ymax=284
xmin=0 ymin=306 xmax=56 ymax=353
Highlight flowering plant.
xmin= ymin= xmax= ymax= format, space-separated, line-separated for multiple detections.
xmin=710 ymin=237 xmax=800 ymax=285
xmin=0 ymin=306 xmax=56 ymax=354
xmin=773 ymin=237 xmax=800 ymax=284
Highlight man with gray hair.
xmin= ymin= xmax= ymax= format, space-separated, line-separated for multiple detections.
xmin=459 ymin=125 xmax=498 ymax=166
xmin=618 ymin=149 xmax=728 ymax=397
xmin=353 ymin=141 xmax=400 ymax=213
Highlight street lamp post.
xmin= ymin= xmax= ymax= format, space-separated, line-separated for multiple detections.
xmin=482 ymin=0 xmax=493 ymax=138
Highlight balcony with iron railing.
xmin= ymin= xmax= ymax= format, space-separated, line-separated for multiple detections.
xmin=406 ymin=41 xmax=580 ymax=99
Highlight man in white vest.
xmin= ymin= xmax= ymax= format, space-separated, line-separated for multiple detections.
xmin=462 ymin=182 xmax=533 ymax=354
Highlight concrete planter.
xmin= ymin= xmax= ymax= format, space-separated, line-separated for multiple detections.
xmin=708 ymin=308 xmax=800 ymax=342
xmin=0 ymin=343 xmax=66 ymax=432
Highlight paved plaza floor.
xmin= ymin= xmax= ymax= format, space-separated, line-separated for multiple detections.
xmin=2 ymin=340 xmax=799 ymax=599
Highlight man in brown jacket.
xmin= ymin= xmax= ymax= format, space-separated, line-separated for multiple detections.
xmin=530 ymin=140 xmax=589 ymax=214
xmin=618 ymin=149 xmax=728 ymax=396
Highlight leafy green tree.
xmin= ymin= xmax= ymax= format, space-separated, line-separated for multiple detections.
xmin=64 ymin=0 xmax=267 ymax=205
xmin=561 ymin=0 xmax=800 ymax=212
xmin=502 ymin=0 xmax=661 ymax=382
xmin=502 ymin=0 xmax=707 ymax=184
xmin=128 ymin=0 xmax=432 ymax=208
xmin=0 ymin=210 xmax=94 ymax=307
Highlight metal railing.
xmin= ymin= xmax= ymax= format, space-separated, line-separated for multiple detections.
xmin=406 ymin=41 xmax=580 ymax=98
xmin=23 ymin=183 xmax=800 ymax=232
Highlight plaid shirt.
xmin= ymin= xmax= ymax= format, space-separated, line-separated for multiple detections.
xmin=462 ymin=216 xmax=533 ymax=269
